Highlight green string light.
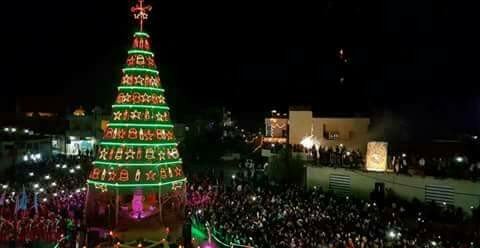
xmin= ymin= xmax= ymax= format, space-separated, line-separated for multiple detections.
xmin=123 ymin=68 xmax=159 ymax=74
xmin=118 ymin=86 xmax=164 ymax=92
xmin=112 ymin=104 xmax=170 ymax=110
xmin=127 ymin=50 xmax=154 ymax=56
xmin=93 ymin=160 xmax=182 ymax=167
xmin=99 ymin=141 xmax=178 ymax=147
xmin=87 ymin=177 xmax=186 ymax=187
xmin=107 ymin=123 xmax=174 ymax=128
xmin=134 ymin=32 xmax=150 ymax=38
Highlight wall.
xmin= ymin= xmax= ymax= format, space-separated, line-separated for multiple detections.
xmin=288 ymin=111 xmax=313 ymax=145
xmin=306 ymin=166 xmax=480 ymax=213
xmin=313 ymin=117 xmax=370 ymax=153
xmin=288 ymin=110 xmax=370 ymax=153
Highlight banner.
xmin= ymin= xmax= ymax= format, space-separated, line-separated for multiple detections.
xmin=366 ymin=142 xmax=388 ymax=172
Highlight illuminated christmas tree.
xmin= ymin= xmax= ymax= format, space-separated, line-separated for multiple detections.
xmin=86 ymin=0 xmax=186 ymax=238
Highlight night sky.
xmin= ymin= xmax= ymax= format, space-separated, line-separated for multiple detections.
xmin=2 ymin=0 xmax=480 ymax=133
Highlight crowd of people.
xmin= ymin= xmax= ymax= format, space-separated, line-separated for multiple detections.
xmin=291 ymin=142 xmax=480 ymax=181
xmin=188 ymin=173 xmax=480 ymax=248
xmin=1 ymin=150 xmax=479 ymax=248
xmin=0 ymin=155 xmax=91 ymax=247
xmin=389 ymin=154 xmax=480 ymax=180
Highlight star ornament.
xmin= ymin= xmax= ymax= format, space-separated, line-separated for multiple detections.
xmin=135 ymin=75 xmax=145 ymax=86
xmin=145 ymin=170 xmax=157 ymax=181
xmin=125 ymin=148 xmax=136 ymax=160
xmin=130 ymin=110 xmax=141 ymax=120
xmin=99 ymin=148 xmax=108 ymax=160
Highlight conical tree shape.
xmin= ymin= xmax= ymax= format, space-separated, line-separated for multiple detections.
xmin=87 ymin=31 xmax=185 ymax=190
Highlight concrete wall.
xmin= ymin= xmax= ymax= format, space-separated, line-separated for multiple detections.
xmin=307 ymin=166 xmax=480 ymax=213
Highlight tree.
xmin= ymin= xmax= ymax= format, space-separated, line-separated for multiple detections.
xmin=86 ymin=0 xmax=186 ymax=234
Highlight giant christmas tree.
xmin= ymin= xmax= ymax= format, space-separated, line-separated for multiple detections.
xmin=86 ymin=0 xmax=186 ymax=235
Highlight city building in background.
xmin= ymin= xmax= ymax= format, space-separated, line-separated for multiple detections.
xmin=289 ymin=107 xmax=370 ymax=153
xmin=0 ymin=127 xmax=52 ymax=172
xmin=65 ymin=106 xmax=109 ymax=156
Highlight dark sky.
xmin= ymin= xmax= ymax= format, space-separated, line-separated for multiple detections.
xmin=2 ymin=0 xmax=480 ymax=133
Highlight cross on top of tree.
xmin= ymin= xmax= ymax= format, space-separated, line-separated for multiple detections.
xmin=131 ymin=0 xmax=152 ymax=31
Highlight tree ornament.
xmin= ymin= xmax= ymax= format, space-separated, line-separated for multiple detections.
xmin=132 ymin=93 xmax=141 ymax=103
xmin=157 ymin=150 xmax=166 ymax=161
xmin=152 ymin=76 xmax=160 ymax=87
xmin=124 ymin=93 xmax=132 ymax=103
xmin=144 ymin=110 xmax=151 ymax=120
xmin=108 ymin=170 xmax=117 ymax=181
xmin=131 ymin=0 xmax=152 ymax=32
xmin=138 ymin=38 xmax=145 ymax=49
xmin=117 ymin=129 xmax=127 ymax=139
xmin=144 ymin=93 xmax=152 ymax=104
xmin=158 ymin=95 xmax=166 ymax=104
xmin=122 ymin=75 xmax=134 ymax=85
xmin=167 ymin=148 xmax=179 ymax=159
xmin=160 ymin=168 xmax=167 ymax=179
xmin=89 ymin=168 xmax=101 ymax=180
xmin=128 ymin=128 xmax=138 ymax=139
xmin=156 ymin=129 xmax=166 ymax=140
xmin=125 ymin=148 xmax=136 ymax=160
xmin=108 ymin=148 xmax=115 ymax=160
xmin=168 ymin=168 xmax=173 ymax=178
xmin=145 ymin=170 xmax=156 ymax=181
xmin=144 ymin=129 xmax=154 ymax=141
xmin=134 ymin=75 xmax=144 ymax=86
xmin=156 ymin=112 xmax=168 ymax=121
xmin=118 ymin=169 xmax=129 ymax=182
xmin=116 ymin=93 xmax=125 ymax=103
xmin=139 ymin=128 xmax=145 ymax=140
xmin=99 ymin=148 xmax=109 ymax=160
xmin=127 ymin=56 xmax=135 ymax=66
xmin=123 ymin=109 xmax=130 ymax=120
xmin=146 ymin=57 xmax=155 ymax=67
xmin=145 ymin=148 xmax=155 ymax=160
xmin=136 ymin=147 xmax=143 ymax=159
xmin=166 ymin=130 xmax=174 ymax=140
xmin=101 ymin=169 xmax=107 ymax=181
xmin=133 ymin=38 xmax=139 ymax=49
xmin=115 ymin=147 xmax=124 ymax=160
xmin=113 ymin=111 xmax=122 ymax=120
xmin=144 ymin=39 xmax=150 ymax=50
xmin=144 ymin=75 xmax=152 ymax=86
xmin=136 ymin=55 xmax=145 ymax=65
xmin=104 ymin=128 xmax=114 ymax=139
xmin=151 ymin=95 xmax=159 ymax=104
xmin=174 ymin=167 xmax=183 ymax=177
xmin=135 ymin=169 xmax=141 ymax=181
xmin=130 ymin=110 xmax=141 ymax=120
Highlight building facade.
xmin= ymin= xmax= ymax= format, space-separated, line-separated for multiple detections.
xmin=289 ymin=109 xmax=370 ymax=153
